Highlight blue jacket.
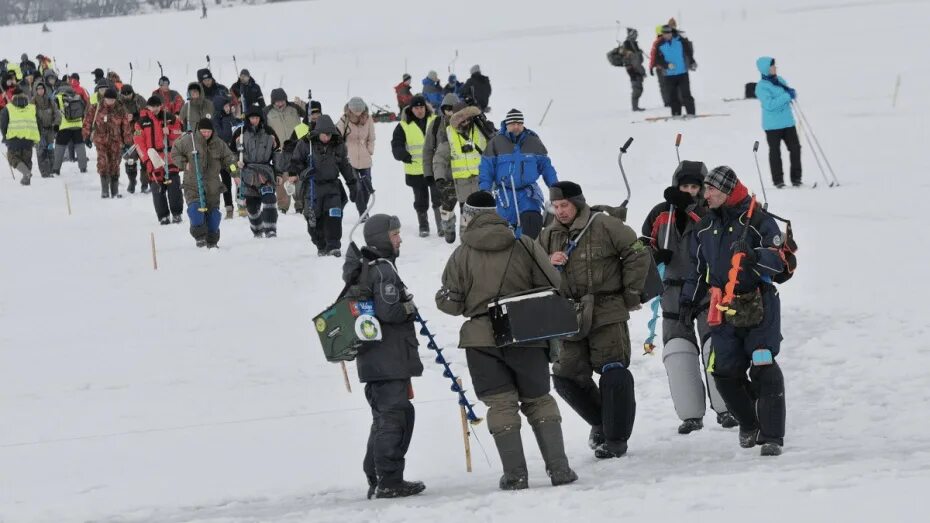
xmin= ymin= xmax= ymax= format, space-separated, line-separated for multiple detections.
xmin=681 ymin=190 xmax=785 ymax=307
xmin=658 ymin=36 xmax=688 ymax=77
xmin=755 ymin=56 xmax=796 ymax=131
xmin=421 ymin=77 xmax=444 ymax=109
xmin=478 ymin=127 xmax=558 ymax=224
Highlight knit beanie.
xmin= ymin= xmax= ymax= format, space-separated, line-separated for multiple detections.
xmin=103 ymin=87 xmax=118 ymax=100
xmin=347 ymin=96 xmax=367 ymax=114
xmin=549 ymin=181 xmax=587 ymax=210
xmin=704 ymin=166 xmax=739 ymax=195
xmin=462 ymin=191 xmax=497 ymax=227
xmin=197 ymin=118 xmax=214 ymax=132
xmin=120 ymin=84 xmax=135 ymax=96
xmin=470 ymin=64 xmax=481 ymax=75
xmin=504 ymin=108 xmax=524 ymax=125
xmin=674 ymin=160 xmax=708 ymax=187
xmin=158 ymin=76 xmax=170 ymax=85
xmin=147 ymin=95 xmax=163 ymax=107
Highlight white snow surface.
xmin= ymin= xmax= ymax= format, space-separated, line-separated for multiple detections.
xmin=2 ymin=0 xmax=930 ymax=521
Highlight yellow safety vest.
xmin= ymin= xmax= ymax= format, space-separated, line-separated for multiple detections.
xmin=400 ymin=115 xmax=435 ymax=175
xmin=6 ymin=103 xmax=39 ymax=142
xmin=8 ymin=63 xmax=23 ymax=81
xmin=446 ymin=125 xmax=486 ymax=179
xmin=90 ymin=92 xmax=99 ymax=106
xmin=56 ymin=93 xmax=83 ymax=130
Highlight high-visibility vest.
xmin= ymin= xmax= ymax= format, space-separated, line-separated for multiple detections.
xmin=446 ymin=125 xmax=486 ymax=180
xmin=400 ymin=115 xmax=435 ymax=175
xmin=56 ymin=93 xmax=83 ymax=130
xmin=5 ymin=103 xmax=39 ymax=142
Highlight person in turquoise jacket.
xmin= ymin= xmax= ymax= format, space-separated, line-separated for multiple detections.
xmin=755 ymin=56 xmax=802 ymax=188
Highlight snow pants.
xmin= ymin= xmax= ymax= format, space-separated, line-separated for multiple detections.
xmin=656 ymin=68 xmax=671 ymax=107
xmin=666 ymin=73 xmax=695 ymax=116
xmin=245 ymin=188 xmax=278 ymax=236
xmin=765 ymin=126 xmax=802 ymax=186
xmin=405 ymin=174 xmax=441 ymax=214
xmin=354 ymin=168 xmax=372 ymax=216
xmin=53 ymin=128 xmax=87 ymax=172
xmin=629 ymin=72 xmax=644 ymax=110
xmin=363 ymin=379 xmax=415 ymax=487
xmin=710 ymin=285 xmax=785 ymax=445
xmin=151 ymin=174 xmax=184 ymax=220
xmin=94 ymin=140 xmax=122 ymax=177
xmin=36 ymin=130 xmax=54 ymax=176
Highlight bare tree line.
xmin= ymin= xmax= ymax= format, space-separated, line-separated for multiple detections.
xmin=0 ymin=0 xmax=273 ymax=26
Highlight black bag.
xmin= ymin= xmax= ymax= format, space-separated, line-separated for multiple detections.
xmin=726 ymin=289 xmax=764 ymax=328
xmin=607 ymin=46 xmax=627 ymax=67
xmin=489 ymin=288 xmax=579 ymax=347
xmin=62 ymin=93 xmax=86 ymax=120
xmin=744 ymin=82 xmax=758 ymax=99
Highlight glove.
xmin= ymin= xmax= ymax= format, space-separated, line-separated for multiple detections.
xmin=663 ymin=186 xmax=693 ymax=208
xmin=348 ymin=182 xmax=358 ymax=202
xmin=655 ymin=249 xmax=673 ymax=265
xmin=84 ymin=138 xmax=93 ymax=149
xmin=649 ymin=67 xmax=655 ymax=77
xmin=689 ymin=61 xmax=698 ymax=72
xmin=402 ymin=152 xmax=413 ymax=164
xmin=787 ymin=87 xmax=797 ymax=100
xmin=361 ymin=175 xmax=374 ymax=194
xmin=678 ymin=301 xmax=695 ymax=327
xmin=435 ymin=177 xmax=449 ymax=191
xmin=732 ymin=240 xmax=758 ymax=265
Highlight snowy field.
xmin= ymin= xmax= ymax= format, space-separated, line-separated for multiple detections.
xmin=2 ymin=0 xmax=930 ymax=521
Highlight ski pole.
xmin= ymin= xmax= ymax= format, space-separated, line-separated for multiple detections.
xmin=792 ymin=103 xmax=829 ymax=188
xmin=675 ymin=132 xmax=682 ymax=165
xmin=233 ymin=55 xmax=238 ymax=75
xmin=129 ymin=62 xmax=133 ymax=85
xmin=509 ymin=173 xmax=522 ymax=239
xmin=793 ymin=99 xmax=839 ymax=187
xmin=752 ymin=141 xmax=769 ymax=208
xmin=414 ymin=312 xmax=482 ymax=425
xmin=643 ymin=204 xmax=674 ymax=354
xmin=206 ymin=54 xmax=211 ymax=71
xmin=157 ymin=61 xmax=163 ymax=77
xmin=617 ymin=136 xmax=633 ymax=208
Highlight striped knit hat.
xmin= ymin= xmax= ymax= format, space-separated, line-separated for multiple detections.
xmin=705 ymin=165 xmax=739 ymax=194
xmin=504 ymin=108 xmax=524 ymax=125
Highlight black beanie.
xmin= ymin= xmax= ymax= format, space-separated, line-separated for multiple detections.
xmin=309 ymin=100 xmax=322 ymax=114
xmin=93 ymin=68 xmax=104 ymax=80
xmin=674 ymin=160 xmax=708 ymax=187
xmin=120 ymin=85 xmax=135 ymax=96
xmin=197 ymin=118 xmax=214 ymax=132
xmin=103 ymin=87 xmax=118 ymax=100
xmin=147 ymin=95 xmax=163 ymax=107
xmin=549 ymin=181 xmax=586 ymax=209
xmin=158 ymin=76 xmax=170 ymax=85
xmin=462 ymin=191 xmax=497 ymax=227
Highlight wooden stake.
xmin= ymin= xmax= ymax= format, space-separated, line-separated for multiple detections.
xmin=65 ymin=184 xmax=72 ymax=215
xmin=457 ymin=378 xmax=473 ymax=472
xmin=341 ymin=361 xmax=352 ymax=393
xmin=538 ymin=99 xmax=554 ymax=126
xmin=150 ymin=232 xmax=158 ymax=271
xmin=892 ymin=74 xmax=901 ymax=108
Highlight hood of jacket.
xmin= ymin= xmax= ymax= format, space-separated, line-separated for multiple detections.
xmin=11 ymin=93 xmax=28 ymax=108
xmin=186 ymin=82 xmax=205 ymax=98
xmin=462 ymin=213 xmax=515 ymax=251
xmin=756 ymin=56 xmax=775 ymax=77
xmin=311 ymin=114 xmax=339 ymax=138
xmin=32 ymin=82 xmax=51 ymax=107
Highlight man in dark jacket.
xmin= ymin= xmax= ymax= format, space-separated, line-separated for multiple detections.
xmin=290 ymin=114 xmax=357 ymax=256
xmin=655 ymin=25 xmax=697 ymax=117
xmin=641 ymin=161 xmax=737 ymax=433
xmin=230 ymin=69 xmax=265 ymax=112
xmin=32 ymin=81 xmax=59 ymax=178
xmin=197 ymin=68 xmax=229 ymax=111
xmin=462 ymin=65 xmax=492 ymax=112
xmin=391 ymin=95 xmax=441 ymax=236
xmin=119 ymin=85 xmax=149 ymax=193
xmin=436 ymin=191 xmax=577 ymax=491
xmin=680 ymin=166 xmax=787 ymax=457
xmin=539 ymin=181 xmax=650 ymax=459
xmin=232 ymin=108 xmax=280 ymax=238
xmin=342 ymin=213 xmax=425 ymax=499
xmin=621 ymin=28 xmax=647 ymax=112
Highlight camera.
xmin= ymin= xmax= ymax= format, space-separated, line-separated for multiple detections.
xmin=461 ymin=141 xmax=475 ymax=153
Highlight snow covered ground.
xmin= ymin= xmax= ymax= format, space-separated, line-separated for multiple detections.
xmin=2 ymin=0 xmax=930 ymax=521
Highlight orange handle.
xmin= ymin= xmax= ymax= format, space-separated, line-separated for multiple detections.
xmin=722 ymin=252 xmax=745 ymax=305
xmin=675 ymin=133 xmax=682 ymax=146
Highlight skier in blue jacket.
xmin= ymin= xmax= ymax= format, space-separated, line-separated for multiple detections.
xmin=680 ymin=166 xmax=787 ymax=457
xmin=755 ymin=56 xmax=802 ymax=187
xmin=477 ymin=108 xmax=558 ymax=239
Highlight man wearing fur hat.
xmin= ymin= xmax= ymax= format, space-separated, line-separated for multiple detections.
xmin=422 ymin=92 xmax=461 ymax=237
xmin=341 ymin=213 xmax=425 ymax=499
xmin=431 ymin=103 xmax=489 ymax=242
xmin=478 ymin=108 xmax=558 ymax=239
xmin=538 ymin=181 xmax=650 ymax=459
xmin=680 ymin=166 xmax=787 ymax=457
xmin=180 ymin=82 xmax=213 ymax=132
xmin=436 ymin=191 xmax=577 ymax=491
xmin=641 ymin=161 xmax=738 ymax=434
xmin=391 ymin=95 xmax=441 ymax=237
xmin=171 ymin=118 xmax=238 ymax=248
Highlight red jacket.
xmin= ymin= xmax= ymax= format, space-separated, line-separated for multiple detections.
xmin=0 ymin=86 xmax=16 ymax=110
xmin=648 ymin=36 xmax=663 ymax=70
xmin=394 ymin=81 xmax=412 ymax=109
xmin=133 ymin=107 xmax=182 ymax=181
xmin=69 ymin=79 xmax=90 ymax=104
xmin=151 ymin=87 xmax=184 ymax=116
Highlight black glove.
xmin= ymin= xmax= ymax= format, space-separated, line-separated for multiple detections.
xmin=655 ymin=249 xmax=673 ymax=265
xmin=732 ymin=240 xmax=758 ymax=265
xmin=84 ymin=138 xmax=93 ymax=149
xmin=360 ymin=175 xmax=374 ymax=194
xmin=348 ymin=182 xmax=358 ymax=202
xmin=663 ymin=186 xmax=693 ymax=208
xmin=402 ymin=152 xmax=413 ymax=164
xmin=678 ymin=301 xmax=695 ymax=327
xmin=649 ymin=67 xmax=655 ymax=77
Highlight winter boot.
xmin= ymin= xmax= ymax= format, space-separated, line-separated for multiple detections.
xmin=127 ymin=176 xmax=136 ymax=194
xmin=493 ymin=427 xmax=529 ymax=490
xmin=206 ymin=230 xmax=220 ymax=249
xmin=594 ymin=440 xmax=628 ymax=459
xmin=374 ymin=480 xmax=426 ymax=499
xmin=760 ymin=442 xmax=783 ymax=456
xmin=159 ymin=216 xmax=171 ymax=225
xmin=109 ymin=176 xmax=122 ymax=199
xmin=366 ymin=475 xmax=378 ymax=500
xmin=441 ymin=209 xmax=457 ymax=244
xmin=588 ymin=425 xmax=605 ymax=450
xmin=678 ymin=418 xmax=704 ymax=434
xmin=417 ymin=212 xmax=429 ymax=237
xmin=140 ymin=180 xmax=150 ymax=194
xmin=100 ymin=176 xmax=110 ymax=198
xmin=532 ymin=420 xmax=577 ymax=487
xmin=717 ymin=412 xmax=739 ymax=428
xmin=225 ymin=205 xmax=234 ymax=220
xmin=191 ymin=224 xmax=208 ymax=248
xmin=433 ymin=208 xmax=444 ymax=237
xmin=265 ymin=229 xmax=277 ymax=238
xmin=16 ymin=164 xmax=31 ymax=186
xmin=739 ymin=428 xmax=760 ymax=448
xmin=172 ymin=214 xmax=183 ymax=224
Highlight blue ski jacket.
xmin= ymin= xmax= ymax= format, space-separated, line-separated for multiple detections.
xmin=755 ymin=56 xmax=796 ymax=131
xmin=659 ymin=36 xmax=688 ymax=76
xmin=478 ymin=127 xmax=558 ymax=224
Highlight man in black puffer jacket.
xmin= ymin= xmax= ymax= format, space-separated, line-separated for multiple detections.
xmin=341 ymin=213 xmax=425 ymax=500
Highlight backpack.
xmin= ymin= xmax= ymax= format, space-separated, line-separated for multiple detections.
xmin=751 ymin=208 xmax=798 ymax=284
xmin=606 ymin=46 xmax=627 ymax=67
xmin=62 ymin=92 xmax=85 ymax=120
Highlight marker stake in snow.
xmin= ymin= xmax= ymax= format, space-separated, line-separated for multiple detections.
xmin=675 ymin=132 xmax=682 ymax=165
xmin=892 ymin=73 xmax=901 ymax=108
xmin=752 ymin=141 xmax=769 ymax=207
xmin=538 ymin=99 xmax=554 ymax=126
xmin=150 ymin=232 xmax=158 ymax=271
xmin=65 ymin=184 xmax=72 ymax=216
xmin=341 ymin=362 xmax=352 ymax=393
xmin=457 ymin=377 xmax=473 ymax=473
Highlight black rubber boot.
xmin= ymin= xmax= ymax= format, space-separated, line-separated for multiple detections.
xmin=531 ymin=420 xmax=577 ymax=486
xmin=493 ymin=427 xmax=528 ymax=490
